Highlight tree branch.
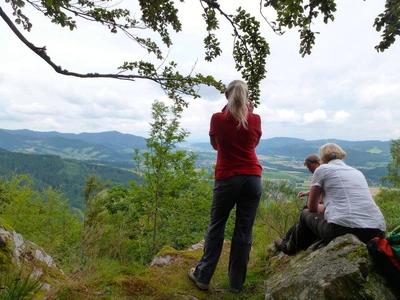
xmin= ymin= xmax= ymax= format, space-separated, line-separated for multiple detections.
xmin=1 ymin=6 xmax=165 ymax=83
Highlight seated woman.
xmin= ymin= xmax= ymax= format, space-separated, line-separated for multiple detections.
xmin=276 ymin=142 xmax=386 ymax=255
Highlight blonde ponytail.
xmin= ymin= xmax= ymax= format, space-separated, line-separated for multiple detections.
xmin=225 ymin=80 xmax=249 ymax=129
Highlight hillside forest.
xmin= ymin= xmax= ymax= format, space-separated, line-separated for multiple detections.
xmin=0 ymin=128 xmax=391 ymax=211
xmin=0 ymin=101 xmax=400 ymax=299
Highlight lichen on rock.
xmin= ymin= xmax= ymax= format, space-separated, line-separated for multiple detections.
xmin=265 ymin=234 xmax=399 ymax=300
xmin=0 ymin=218 xmax=65 ymax=296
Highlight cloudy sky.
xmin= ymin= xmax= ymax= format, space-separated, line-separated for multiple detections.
xmin=1 ymin=1 xmax=399 ymax=142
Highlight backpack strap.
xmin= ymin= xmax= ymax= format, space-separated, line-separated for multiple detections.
xmin=387 ymin=225 xmax=400 ymax=237
xmin=387 ymin=225 xmax=400 ymax=261
xmin=387 ymin=225 xmax=400 ymax=245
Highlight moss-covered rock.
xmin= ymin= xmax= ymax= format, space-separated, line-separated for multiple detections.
xmin=0 ymin=218 xmax=65 ymax=297
xmin=265 ymin=234 xmax=399 ymax=299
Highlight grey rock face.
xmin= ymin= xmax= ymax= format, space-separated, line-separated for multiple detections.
xmin=0 ymin=219 xmax=64 ymax=293
xmin=265 ymin=234 xmax=399 ymax=300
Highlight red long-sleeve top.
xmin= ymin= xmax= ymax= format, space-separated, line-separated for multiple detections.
xmin=209 ymin=109 xmax=262 ymax=180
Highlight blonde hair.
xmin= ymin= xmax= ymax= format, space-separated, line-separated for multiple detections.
xmin=225 ymin=80 xmax=249 ymax=129
xmin=319 ymin=143 xmax=346 ymax=163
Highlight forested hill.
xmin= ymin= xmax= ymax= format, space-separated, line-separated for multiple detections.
xmin=191 ymin=137 xmax=392 ymax=167
xmin=0 ymin=129 xmax=147 ymax=161
xmin=0 ymin=129 xmax=392 ymax=167
xmin=188 ymin=137 xmax=391 ymax=187
xmin=0 ymin=150 xmax=140 ymax=210
xmin=0 ymin=129 xmax=393 ymax=207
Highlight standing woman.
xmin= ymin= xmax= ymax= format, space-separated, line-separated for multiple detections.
xmin=188 ymin=80 xmax=263 ymax=293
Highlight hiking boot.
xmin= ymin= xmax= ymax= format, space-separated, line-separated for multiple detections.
xmin=229 ymin=287 xmax=241 ymax=293
xmin=188 ymin=268 xmax=209 ymax=291
xmin=274 ymin=238 xmax=283 ymax=252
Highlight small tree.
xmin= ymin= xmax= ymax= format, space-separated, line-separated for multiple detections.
xmin=375 ymin=139 xmax=400 ymax=231
xmin=103 ymin=100 xmax=213 ymax=263
xmin=82 ymin=174 xmax=111 ymax=228
xmin=133 ymin=100 xmax=213 ymax=256
xmin=381 ymin=139 xmax=400 ymax=188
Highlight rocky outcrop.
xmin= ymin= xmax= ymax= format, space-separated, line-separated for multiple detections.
xmin=265 ymin=234 xmax=399 ymax=300
xmin=0 ymin=218 xmax=64 ymax=293
xmin=2 ymin=221 xmax=398 ymax=299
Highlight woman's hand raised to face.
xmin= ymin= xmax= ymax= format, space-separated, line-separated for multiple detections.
xmin=247 ymin=100 xmax=254 ymax=112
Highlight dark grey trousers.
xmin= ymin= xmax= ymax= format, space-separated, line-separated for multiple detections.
xmin=285 ymin=209 xmax=386 ymax=255
xmin=194 ymin=175 xmax=262 ymax=290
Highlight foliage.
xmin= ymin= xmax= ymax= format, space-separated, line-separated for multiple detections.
xmin=134 ymin=101 xmax=212 ymax=257
xmin=0 ymin=267 xmax=42 ymax=300
xmin=373 ymin=0 xmax=400 ymax=52
xmin=372 ymin=139 xmax=400 ymax=232
xmin=48 ymin=241 xmax=266 ymax=299
xmin=382 ymin=139 xmax=400 ymax=188
xmin=0 ymin=1 xmax=225 ymax=110
xmin=374 ymin=188 xmax=400 ymax=232
xmin=2 ymin=142 xmax=396 ymax=298
xmin=1 ymin=132 xmax=392 ymax=197
xmin=0 ymin=125 xmax=396 ymax=299
xmin=2 ymin=1 xmax=397 ymax=108
xmin=0 ymin=174 xmax=83 ymax=265
xmin=264 ymin=0 xmax=337 ymax=57
xmin=80 ymin=101 xmax=214 ymax=265
xmin=374 ymin=139 xmax=400 ymax=232
xmin=0 ymin=152 xmax=139 ymax=210
xmin=256 ymin=179 xmax=304 ymax=239
xmin=82 ymin=174 xmax=111 ymax=224
xmin=79 ymin=175 xmax=122 ymax=265
xmin=264 ymin=0 xmax=400 ymax=54
xmin=80 ymin=191 xmax=142 ymax=268
xmin=133 ymin=100 xmax=213 ymax=256
xmin=200 ymin=1 xmax=269 ymax=101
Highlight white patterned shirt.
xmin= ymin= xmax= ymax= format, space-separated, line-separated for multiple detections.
xmin=312 ymin=159 xmax=386 ymax=231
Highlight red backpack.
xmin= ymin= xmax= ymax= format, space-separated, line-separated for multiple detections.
xmin=367 ymin=226 xmax=400 ymax=293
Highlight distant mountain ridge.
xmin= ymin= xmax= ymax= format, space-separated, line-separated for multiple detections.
xmin=0 ymin=129 xmax=393 ymax=205
xmin=192 ymin=137 xmax=391 ymax=166
xmin=0 ymin=129 xmax=147 ymax=161
xmin=0 ymin=129 xmax=392 ymax=167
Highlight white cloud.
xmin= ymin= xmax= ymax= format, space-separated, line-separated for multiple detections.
xmin=275 ymin=109 xmax=302 ymax=123
xmin=370 ymin=110 xmax=393 ymax=124
xmin=357 ymin=81 xmax=400 ymax=108
xmin=303 ymin=110 xmax=328 ymax=124
xmin=0 ymin=0 xmax=399 ymax=142
xmin=331 ymin=110 xmax=350 ymax=124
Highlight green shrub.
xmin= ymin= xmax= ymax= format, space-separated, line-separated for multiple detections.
xmin=0 ymin=267 xmax=42 ymax=300
xmin=374 ymin=188 xmax=400 ymax=231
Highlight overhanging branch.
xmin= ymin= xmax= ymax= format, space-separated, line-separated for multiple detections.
xmin=0 ymin=5 xmax=227 ymax=108
xmin=0 ymin=6 xmax=164 ymax=83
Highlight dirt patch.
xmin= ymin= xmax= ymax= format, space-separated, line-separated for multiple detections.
xmin=369 ymin=187 xmax=380 ymax=196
